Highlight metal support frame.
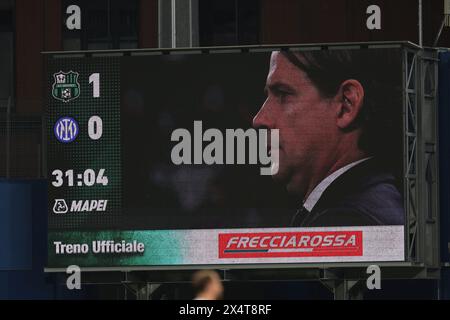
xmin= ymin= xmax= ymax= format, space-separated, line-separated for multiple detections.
xmin=418 ymin=50 xmax=440 ymax=268
xmin=405 ymin=49 xmax=419 ymax=262
xmin=158 ymin=0 xmax=199 ymax=48
xmin=404 ymin=47 xmax=440 ymax=269
xmin=122 ymin=282 xmax=161 ymax=300
xmin=321 ymin=279 xmax=363 ymax=300
xmin=418 ymin=0 xmax=423 ymax=47
xmin=433 ymin=15 xmax=448 ymax=47
xmin=59 ymin=263 xmax=440 ymax=300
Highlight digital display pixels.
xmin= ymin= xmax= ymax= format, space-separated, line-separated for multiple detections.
xmin=47 ymin=47 xmax=406 ymax=268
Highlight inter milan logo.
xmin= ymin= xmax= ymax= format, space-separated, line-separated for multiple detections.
xmin=54 ymin=116 xmax=79 ymax=143
xmin=52 ymin=71 xmax=80 ymax=102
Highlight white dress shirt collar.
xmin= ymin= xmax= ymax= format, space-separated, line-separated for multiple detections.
xmin=303 ymin=157 xmax=372 ymax=212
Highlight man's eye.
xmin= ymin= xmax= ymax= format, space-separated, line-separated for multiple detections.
xmin=275 ymin=90 xmax=290 ymax=101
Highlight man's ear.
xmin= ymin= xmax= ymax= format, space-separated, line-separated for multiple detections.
xmin=336 ymin=79 xmax=364 ymax=130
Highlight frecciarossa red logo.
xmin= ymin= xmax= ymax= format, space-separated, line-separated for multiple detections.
xmin=219 ymin=231 xmax=362 ymax=258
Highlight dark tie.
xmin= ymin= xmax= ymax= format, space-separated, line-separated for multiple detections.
xmin=290 ymin=205 xmax=309 ymax=227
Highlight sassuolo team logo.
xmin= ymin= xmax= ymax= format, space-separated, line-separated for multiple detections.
xmin=52 ymin=71 xmax=80 ymax=102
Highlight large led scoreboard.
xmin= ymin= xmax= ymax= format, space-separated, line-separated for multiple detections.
xmin=45 ymin=43 xmax=440 ymax=272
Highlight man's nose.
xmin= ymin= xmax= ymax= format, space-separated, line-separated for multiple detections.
xmin=253 ymin=101 xmax=272 ymax=129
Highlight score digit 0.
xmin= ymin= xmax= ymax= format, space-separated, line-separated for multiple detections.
xmin=88 ymin=116 xmax=103 ymax=140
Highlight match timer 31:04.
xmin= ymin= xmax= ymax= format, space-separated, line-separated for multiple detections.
xmin=51 ymin=169 xmax=109 ymax=187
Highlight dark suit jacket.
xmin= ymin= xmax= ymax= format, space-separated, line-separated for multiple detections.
xmin=292 ymin=159 xmax=405 ymax=227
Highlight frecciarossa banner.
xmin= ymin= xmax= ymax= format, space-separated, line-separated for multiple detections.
xmin=219 ymin=231 xmax=363 ymax=258
xmin=47 ymin=226 xmax=404 ymax=268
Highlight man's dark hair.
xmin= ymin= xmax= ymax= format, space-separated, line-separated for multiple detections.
xmin=281 ymin=49 xmax=403 ymax=164
xmin=192 ymin=270 xmax=216 ymax=295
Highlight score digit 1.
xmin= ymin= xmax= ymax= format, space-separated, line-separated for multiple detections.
xmin=89 ymin=73 xmax=100 ymax=98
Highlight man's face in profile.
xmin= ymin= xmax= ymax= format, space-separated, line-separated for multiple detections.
xmin=253 ymin=52 xmax=341 ymax=196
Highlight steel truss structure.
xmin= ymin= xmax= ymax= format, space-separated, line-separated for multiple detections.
xmin=44 ymin=42 xmax=441 ymax=299
xmin=404 ymin=46 xmax=440 ymax=272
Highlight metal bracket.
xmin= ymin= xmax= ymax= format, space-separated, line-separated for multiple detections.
xmin=320 ymin=279 xmax=364 ymax=300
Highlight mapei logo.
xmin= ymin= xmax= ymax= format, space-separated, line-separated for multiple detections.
xmin=53 ymin=199 xmax=108 ymax=214
xmin=219 ymin=231 xmax=363 ymax=258
xmin=54 ymin=116 xmax=79 ymax=143
xmin=53 ymin=199 xmax=69 ymax=214
xmin=52 ymin=71 xmax=80 ymax=102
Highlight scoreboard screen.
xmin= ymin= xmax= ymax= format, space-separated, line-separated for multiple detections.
xmin=46 ymin=47 xmax=406 ymax=268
